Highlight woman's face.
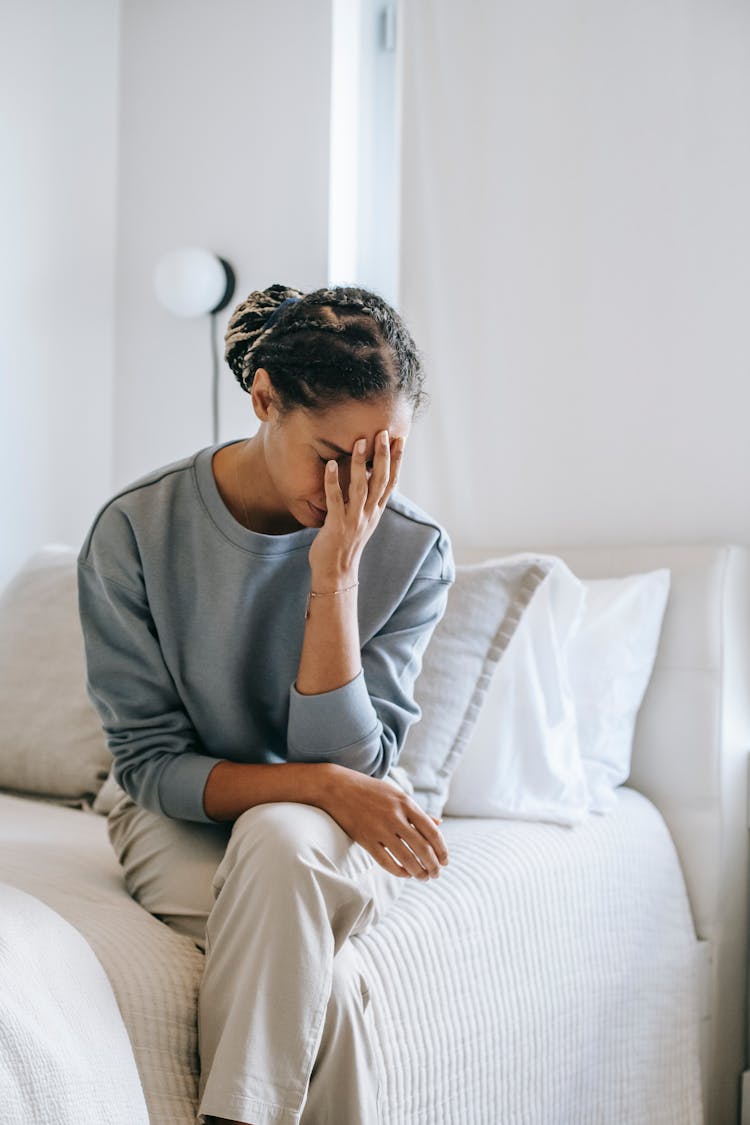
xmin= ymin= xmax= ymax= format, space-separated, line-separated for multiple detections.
xmin=256 ymin=378 xmax=413 ymax=530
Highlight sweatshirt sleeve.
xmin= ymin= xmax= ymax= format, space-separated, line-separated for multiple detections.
xmin=77 ymin=558 xmax=227 ymax=823
xmin=285 ymin=529 xmax=454 ymax=778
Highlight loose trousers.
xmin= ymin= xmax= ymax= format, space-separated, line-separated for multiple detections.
xmin=106 ymin=772 xmax=413 ymax=1125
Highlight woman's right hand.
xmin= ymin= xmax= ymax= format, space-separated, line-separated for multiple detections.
xmin=317 ymin=764 xmax=449 ymax=879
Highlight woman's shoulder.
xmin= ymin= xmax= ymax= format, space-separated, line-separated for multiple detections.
xmin=380 ymin=491 xmax=454 ymax=584
xmin=102 ymin=448 xmax=202 ymax=512
xmin=78 ymin=447 xmax=205 ymax=575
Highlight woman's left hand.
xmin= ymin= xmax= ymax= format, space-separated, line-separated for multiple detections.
xmin=308 ymin=430 xmax=404 ymax=586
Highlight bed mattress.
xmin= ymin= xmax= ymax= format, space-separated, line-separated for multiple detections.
xmin=0 ymin=785 xmax=703 ymax=1124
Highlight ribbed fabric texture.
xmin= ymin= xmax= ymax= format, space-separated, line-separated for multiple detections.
xmin=0 ymin=881 xmax=150 ymax=1125
xmin=0 ymin=787 xmax=702 ymax=1124
xmin=356 ymin=786 xmax=704 ymax=1125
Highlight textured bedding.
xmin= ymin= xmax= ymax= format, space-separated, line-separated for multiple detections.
xmin=0 ymin=786 xmax=703 ymax=1125
xmin=0 ymin=881 xmax=149 ymax=1125
xmin=0 ymin=793 xmax=202 ymax=1124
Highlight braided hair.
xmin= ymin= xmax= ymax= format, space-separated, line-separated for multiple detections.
xmin=224 ymin=284 xmax=427 ymax=417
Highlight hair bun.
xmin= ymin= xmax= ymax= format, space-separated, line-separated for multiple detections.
xmin=224 ymin=283 xmax=304 ymax=388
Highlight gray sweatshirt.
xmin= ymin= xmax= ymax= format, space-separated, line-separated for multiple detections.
xmin=77 ymin=440 xmax=454 ymax=824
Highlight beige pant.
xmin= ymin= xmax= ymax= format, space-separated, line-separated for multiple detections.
xmin=107 ymin=771 xmax=413 ymax=1125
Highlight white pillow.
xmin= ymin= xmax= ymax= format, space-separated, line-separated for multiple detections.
xmin=398 ymin=555 xmax=558 ymax=818
xmin=443 ymin=555 xmax=590 ymax=826
xmin=572 ymin=569 xmax=670 ymax=813
xmin=443 ymin=560 xmax=671 ymax=823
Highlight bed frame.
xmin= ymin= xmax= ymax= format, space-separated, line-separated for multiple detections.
xmin=455 ymin=543 xmax=750 ymax=1125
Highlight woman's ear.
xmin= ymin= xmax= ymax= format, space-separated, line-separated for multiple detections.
xmin=250 ymin=368 xmax=279 ymax=423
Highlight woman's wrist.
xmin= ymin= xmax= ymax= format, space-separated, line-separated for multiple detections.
xmin=308 ymin=564 xmax=360 ymax=594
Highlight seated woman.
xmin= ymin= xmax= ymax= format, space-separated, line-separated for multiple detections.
xmin=77 ymin=283 xmax=453 ymax=1125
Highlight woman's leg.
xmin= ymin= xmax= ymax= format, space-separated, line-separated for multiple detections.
xmin=107 ymin=791 xmax=231 ymax=952
xmin=197 ymin=799 xmax=408 ymax=1125
xmin=106 ymin=780 xmax=411 ymax=1125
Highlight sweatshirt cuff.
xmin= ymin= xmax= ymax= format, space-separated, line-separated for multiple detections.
xmin=156 ymin=751 xmax=227 ymax=823
xmin=287 ymin=670 xmax=380 ymax=757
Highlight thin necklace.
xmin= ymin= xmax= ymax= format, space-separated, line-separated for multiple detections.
xmin=234 ymin=441 xmax=252 ymax=528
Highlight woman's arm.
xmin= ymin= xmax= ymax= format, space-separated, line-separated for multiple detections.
xmin=78 ymin=559 xmax=225 ymax=822
xmin=285 ymin=428 xmax=453 ymax=777
xmin=295 ymin=430 xmax=397 ymax=697
xmin=78 ymin=557 xmax=347 ymax=825
xmin=202 ymin=759 xmax=332 ymax=821
xmin=280 ymin=429 xmax=453 ymax=879
xmin=285 ymin=571 xmax=451 ymax=777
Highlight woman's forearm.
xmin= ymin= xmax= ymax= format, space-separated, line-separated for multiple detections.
xmin=294 ymin=567 xmax=361 ymax=695
xmin=203 ymin=759 xmax=338 ymax=821
xmin=294 ymin=432 xmax=402 ymax=697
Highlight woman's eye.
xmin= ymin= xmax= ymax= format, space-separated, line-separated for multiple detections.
xmin=316 ymin=453 xmax=372 ymax=470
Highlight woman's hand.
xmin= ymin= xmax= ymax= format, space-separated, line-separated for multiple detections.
xmin=318 ymin=764 xmax=450 ymax=880
xmin=308 ymin=430 xmax=404 ymax=586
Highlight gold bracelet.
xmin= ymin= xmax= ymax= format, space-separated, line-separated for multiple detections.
xmin=305 ymin=581 xmax=359 ymax=620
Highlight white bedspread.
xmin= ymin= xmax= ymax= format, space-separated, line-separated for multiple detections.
xmin=356 ymin=785 xmax=704 ymax=1124
xmin=0 ymin=793 xmax=204 ymax=1125
xmin=0 ymin=881 xmax=149 ymax=1125
xmin=0 ymin=786 xmax=704 ymax=1125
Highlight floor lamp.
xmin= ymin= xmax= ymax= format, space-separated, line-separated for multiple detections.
xmin=153 ymin=247 xmax=236 ymax=444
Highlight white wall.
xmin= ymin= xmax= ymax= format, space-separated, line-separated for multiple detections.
xmin=397 ymin=0 xmax=750 ymax=552
xmin=0 ymin=0 xmax=120 ymax=589
xmin=6 ymin=0 xmax=748 ymax=584
xmin=113 ymin=0 xmax=333 ymax=489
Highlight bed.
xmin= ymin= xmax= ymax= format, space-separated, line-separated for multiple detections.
xmin=0 ymin=542 xmax=748 ymax=1124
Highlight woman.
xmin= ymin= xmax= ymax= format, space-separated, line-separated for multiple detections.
xmin=77 ymin=284 xmax=454 ymax=1125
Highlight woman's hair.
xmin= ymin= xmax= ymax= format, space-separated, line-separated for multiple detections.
xmin=224 ymin=284 xmax=427 ymax=417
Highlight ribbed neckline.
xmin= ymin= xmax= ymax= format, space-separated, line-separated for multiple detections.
xmin=193 ymin=440 xmax=319 ymax=555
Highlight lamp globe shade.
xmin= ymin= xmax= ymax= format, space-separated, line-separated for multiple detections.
xmin=153 ymin=247 xmax=231 ymax=318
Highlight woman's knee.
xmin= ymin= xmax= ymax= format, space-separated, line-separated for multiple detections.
xmin=231 ymin=801 xmax=348 ymax=861
xmin=212 ymin=800 xmax=361 ymax=897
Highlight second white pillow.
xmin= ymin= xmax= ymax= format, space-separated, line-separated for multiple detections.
xmin=443 ymin=555 xmax=591 ymax=826
xmin=571 ymin=569 xmax=671 ymax=814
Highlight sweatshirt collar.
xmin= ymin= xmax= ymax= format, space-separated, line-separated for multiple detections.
xmin=193 ymin=440 xmax=319 ymax=555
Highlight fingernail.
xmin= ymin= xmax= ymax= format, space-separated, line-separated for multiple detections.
xmin=356 ymin=438 xmax=366 ymax=454
xmin=381 ymin=430 xmax=389 ymax=446
xmin=327 ymin=460 xmax=336 ymax=473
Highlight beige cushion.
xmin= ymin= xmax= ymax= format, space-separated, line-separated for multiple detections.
xmin=399 ymin=555 xmax=555 ymax=817
xmin=0 ymin=545 xmax=111 ymax=801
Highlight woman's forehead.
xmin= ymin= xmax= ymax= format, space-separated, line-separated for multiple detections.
xmin=298 ymin=396 xmax=412 ymax=442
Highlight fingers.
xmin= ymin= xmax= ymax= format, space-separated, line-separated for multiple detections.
xmin=364 ymin=430 xmax=391 ymax=516
xmin=376 ymin=844 xmax=413 ymax=879
xmin=349 ymin=437 xmax=369 ymax=512
xmin=323 ymin=459 xmax=345 ymax=518
xmin=384 ymin=814 xmax=449 ymax=880
xmin=380 ymin=435 xmax=405 ymax=508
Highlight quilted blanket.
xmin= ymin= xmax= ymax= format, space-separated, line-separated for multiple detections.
xmin=0 ymin=881 xmax=149 ymax=1125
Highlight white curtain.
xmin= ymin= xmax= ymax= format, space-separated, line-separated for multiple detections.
xmin=396 ymin=0 xmax=750 ymax=553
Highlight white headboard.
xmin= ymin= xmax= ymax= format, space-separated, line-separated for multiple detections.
xmin=455 ymin=543 xmax=750 ymax=1125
